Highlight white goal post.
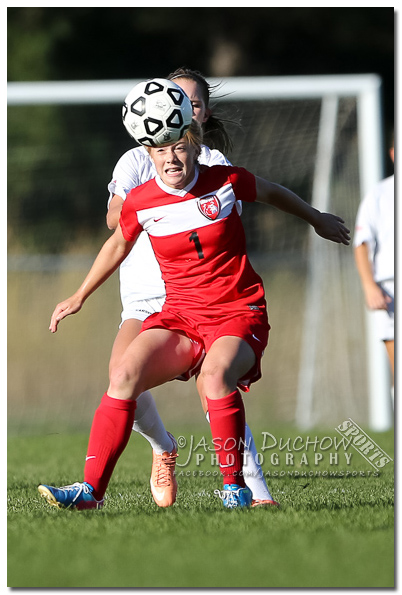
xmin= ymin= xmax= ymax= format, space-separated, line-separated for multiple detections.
xmin=8 ymin=75 xmax=392 ymax=431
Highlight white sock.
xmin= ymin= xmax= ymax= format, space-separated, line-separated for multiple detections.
xmin=132 ymin=391 xmax=174 ymax=454
xmin=242 ymin=423 xmax=273 ymax=500
xmin=205 ymin=411 xmax=273 ymax=500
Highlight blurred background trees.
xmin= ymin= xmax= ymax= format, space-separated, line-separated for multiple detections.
xmin=8 ymin=8 xmax=394 ymax=83
xmin=8 ymin=7 xmax=394 ymax=253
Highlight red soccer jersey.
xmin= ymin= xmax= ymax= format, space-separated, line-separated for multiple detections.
xmin=120 ymin=165 xmax=266 ymax=314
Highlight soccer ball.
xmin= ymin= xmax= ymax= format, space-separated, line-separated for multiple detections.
xmin=122 ymin=78 xmax=193 ymax=147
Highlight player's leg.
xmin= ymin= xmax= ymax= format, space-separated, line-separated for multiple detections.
xmin=84 ymin=328 xmax=193 ymax=501
xmin=384 ymin=339 xmax=394 ymax=383
xmin=375 ymin=283 xmax=394 ymax=407
xmin=110 ymin=326 xmax=197 ymax=507
xmin=198 ymin=336 xmax=256 ymax=507
xmin=38 ymin=391 xmax=137 ymax=510
xmin=382 ymin=281 xmax=394 ymax=397
xmin=111 ymin=316 xmax=178 ymax=506
xmin=108 ymin=327 xmax=193 ymax=399
xmin=39 ymin=329 xmax=194 ymax=509
xmin=197 ymin=378 xmax=276 ymax=505
xmin=242 ymin=424 xmax=278 ymax=506
xmin=384 ymin=339 xmax=394 ymax=407
xmin=110 ymin=318 xmax=175 ymax=454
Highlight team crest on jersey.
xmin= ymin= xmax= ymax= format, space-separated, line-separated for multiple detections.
xmin=197 ymin=195 xmax=221 ymax=220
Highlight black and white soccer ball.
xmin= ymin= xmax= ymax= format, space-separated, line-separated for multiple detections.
xmin=122 ymin=78 xmax=193 ymax=147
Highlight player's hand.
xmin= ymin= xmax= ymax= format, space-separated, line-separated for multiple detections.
xmin=314 ymin=213 xmax=351 ymax=245
xmin=363 ymin=282 xmax=392 ymax=311
xmin=49 ymin=294 xmax=84 ymax=333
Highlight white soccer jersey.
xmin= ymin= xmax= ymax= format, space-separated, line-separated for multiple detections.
xmin=108 ymin=145 xmax=232 ymax=304
xmin=353 ymin=175 xmax=394 ymax=282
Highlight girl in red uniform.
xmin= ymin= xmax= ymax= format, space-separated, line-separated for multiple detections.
xmin=39 ymin=120 xmax=350 ymax=509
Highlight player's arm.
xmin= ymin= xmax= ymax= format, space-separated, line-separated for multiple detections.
xmin=107 ymin=149 xmax=142 ymax=229
xmin=255 ymin=176 xmax=350 ymax=245
xmin=49 ymin=224 xmax=135 ymax=333
xmin=106 ymin=194 xmax=124 ymax=230
xmin=354 ymin=242 xmax=390 ymax=310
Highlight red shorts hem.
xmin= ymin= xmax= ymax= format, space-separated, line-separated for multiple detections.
xmin=141 ymin=306 xmax=269 ymax=387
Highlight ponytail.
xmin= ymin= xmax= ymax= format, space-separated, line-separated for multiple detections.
xmin=168 ymin=67 xmax=234 ymax=155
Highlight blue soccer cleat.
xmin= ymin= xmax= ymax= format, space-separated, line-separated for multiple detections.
xmin=38 ymin=481 xmax=104 ymax=510
xmin=214 ymin=484 xmax=253 ymax=508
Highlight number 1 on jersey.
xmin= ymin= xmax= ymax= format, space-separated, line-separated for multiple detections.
xmin=189 ymin=231 xmax=204 ymax=259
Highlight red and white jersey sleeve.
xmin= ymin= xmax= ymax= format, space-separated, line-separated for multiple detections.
xmin=120 ymin=165 xmax=264 ymax=313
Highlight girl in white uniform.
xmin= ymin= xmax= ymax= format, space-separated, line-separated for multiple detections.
xmin=106 ymin=68 xmax=277 ymax=507
xmin=354 ymin=138 xmax=394 ymax=389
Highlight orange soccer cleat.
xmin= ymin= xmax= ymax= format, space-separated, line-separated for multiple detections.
xmin=251 ymin=498 xmax=280 ymax=508
xmin=150 ymin=432 xmax=178 ymax=507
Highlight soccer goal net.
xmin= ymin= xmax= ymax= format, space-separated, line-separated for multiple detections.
xmin=7 ymin=75 xmax=392 ymax=432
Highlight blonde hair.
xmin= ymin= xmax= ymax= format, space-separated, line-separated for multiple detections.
xmin=146 ymin=119 xmax=203 ymax=161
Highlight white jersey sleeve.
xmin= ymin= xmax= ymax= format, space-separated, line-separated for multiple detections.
xmin=353 ymin=175 xmax=394 ymax=282
xmin=107 ymin=146 xmax=156 ymax=206
xmin=198 ymin=146 xmax=232 ymax=167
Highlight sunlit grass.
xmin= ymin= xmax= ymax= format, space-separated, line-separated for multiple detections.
xmin=8 ymin=428 xmax=394 ymax=588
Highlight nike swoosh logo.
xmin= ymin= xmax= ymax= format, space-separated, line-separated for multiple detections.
xmin=85 ymin=456 xmax=96 ymax=461
xmin=252 ymin=334 xmax=262 ymax=343
xmin=150 ymin=480 xmax=166 ymax=501
xmin=153 ymin=217 xmax=165 ymax=222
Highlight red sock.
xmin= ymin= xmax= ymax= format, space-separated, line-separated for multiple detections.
xmin=84 ymin=393 xmax=136 ymax=500
xmin=206 ymin=390 xmax=246 ymax=487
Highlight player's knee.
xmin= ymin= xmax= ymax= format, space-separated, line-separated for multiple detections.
xmin=198 ymin=362 xmax=233 ymax=398
xmin=109 ymin=363 xmax=142 ymax=398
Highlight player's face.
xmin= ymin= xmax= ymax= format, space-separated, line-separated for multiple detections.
xmin=150 ymin=140 xmax=199 ymax=189
xmin=174 ymin=78 xmax=211 ymax=125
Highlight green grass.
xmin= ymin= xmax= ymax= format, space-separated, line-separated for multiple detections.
xmin=8 ymin=428 xmax=394 ymax=588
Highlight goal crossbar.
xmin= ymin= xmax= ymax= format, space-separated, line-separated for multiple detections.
xmin=8 ymin=74 xmax=381 ymax=105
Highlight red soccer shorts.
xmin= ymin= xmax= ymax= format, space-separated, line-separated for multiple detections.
xmin=141 ymin=304 xmax=270 ymax=390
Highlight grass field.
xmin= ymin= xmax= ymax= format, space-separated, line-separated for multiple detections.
xmin=7 ymin=426 xmax=394 ymax=588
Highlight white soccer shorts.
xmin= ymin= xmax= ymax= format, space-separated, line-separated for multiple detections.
xmin=374 ymin=280 xmax=394 ymax=342
xmin=120 ymin=296 xmax=166 ymax=326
